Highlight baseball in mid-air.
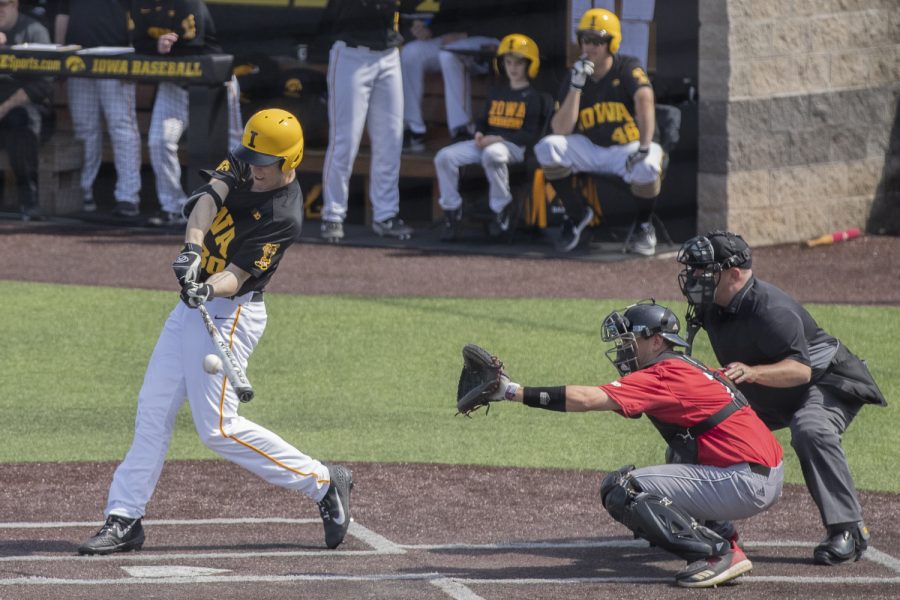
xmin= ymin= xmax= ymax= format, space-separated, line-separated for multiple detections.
xmin=203 ymin=354 xmax=222 ymax=374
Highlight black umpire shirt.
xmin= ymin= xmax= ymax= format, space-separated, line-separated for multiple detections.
xmin=702 ymin=276 xmax=839 ymax=429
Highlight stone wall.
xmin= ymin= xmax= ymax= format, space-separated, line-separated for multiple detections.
xmin=696 ymin=0 xmax=899 ymax=244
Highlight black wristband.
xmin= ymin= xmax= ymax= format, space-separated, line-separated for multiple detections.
xmin=522 ymin=386 xmax=567 ymax=411
xmin=181 ymin=242 xmax=201 ymax=254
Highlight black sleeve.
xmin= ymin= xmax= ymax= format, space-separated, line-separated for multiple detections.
xmin=474 ymin=94 xmax=491 ymax=134
xmin=18 ymin=21 xmax=54 ymax=105
xmin=168 ymin=0 xmax=218 ymax=55
xmin=130 ymin=5 xmax=155 ymax=54
xmin=619 ymin=55 xmax=652 ymax=98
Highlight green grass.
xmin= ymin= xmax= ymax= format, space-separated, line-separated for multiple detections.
xmin=2 ymin=281 xmax=898 ymax=492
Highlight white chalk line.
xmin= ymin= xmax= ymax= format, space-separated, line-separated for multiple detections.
xmin=0 ymin=518 xmax=897 ymax=592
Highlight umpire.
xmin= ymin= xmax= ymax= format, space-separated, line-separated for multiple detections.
xmin=676 ymin=231 xmax=887 ymax=566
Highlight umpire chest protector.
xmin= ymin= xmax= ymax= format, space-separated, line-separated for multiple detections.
xmin=644 ymin=352 xmax=749 ymax=464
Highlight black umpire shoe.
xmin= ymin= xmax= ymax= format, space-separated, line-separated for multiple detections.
xmin=317 ymin=464 xmax=353 ymax=549
xmin=813 ymin=522 xmax=869 ymax=565
xmin=78 ymin=515 xmax=145 ymax=555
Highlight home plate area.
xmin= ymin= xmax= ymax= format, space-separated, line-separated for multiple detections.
xmin=1 ymin=517 xmax=899 ymax=600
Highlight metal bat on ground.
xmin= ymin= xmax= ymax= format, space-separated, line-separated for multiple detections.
xmin=197 ymin=304 xmax=255 ymax=403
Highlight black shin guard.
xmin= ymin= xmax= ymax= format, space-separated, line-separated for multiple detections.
xmin=600 ymin=467 xmax=729 ymax=562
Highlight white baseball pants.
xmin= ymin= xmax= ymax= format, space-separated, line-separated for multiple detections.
xmin=434 ymin=139 xmax=525 ymax=212
xmin=105 ymin=293 xmax=329 ymax=520
xmin=148 ymin=78 xmax=243 ymax=214
xmin=534 ymin=134 xmax=663 ymax=184
xmin=67 ymin=78 xmax=142 ymax=204
xmin=401 ymin=35 xmax=499 ymax=134
xmin=322 ymin=41 xmax=403 ymax=224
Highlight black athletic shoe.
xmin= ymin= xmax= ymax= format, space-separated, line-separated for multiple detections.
xmin=488 ymin=204 xmax=513 ymax=238
xmin=440 ymin=208 xmax=462 ymax=241
xmin=402 ymin=129 xmax=426 ymax=153
xmin=113 ymin=201 xmax=140 ymax=218
xmin=554 ymin=207 xmax=594 ymax=252
xmin=449 ymin=126 xmax=472 ymax=144
xmin=317 ymin=464 xmax=353 ymax=549
xmin=814 ymin=523 xmax=869 ymax=565
xmin=78 ymin=515 xmax=145 ymax=555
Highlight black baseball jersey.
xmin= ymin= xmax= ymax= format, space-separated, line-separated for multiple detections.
xmin=321 ymin=0 xmax=403 ymax=50
xmin=701 ymin=277 xmax=839 ymax=428
xmin=198 ymin=180 xmax=304 ymax=296
xmin=57 ymin=0 xmax=131 ymax=47
xmin=131 ymin=0 xmax=220 ymax=56
xmin=475 ymin=84 xmax=545 ymax=148
xmin=558 ymin=53 xmax=651 ymax=148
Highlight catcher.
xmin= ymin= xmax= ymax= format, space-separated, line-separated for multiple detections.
xmin=456 ymin=300 xmax=784 ymax=588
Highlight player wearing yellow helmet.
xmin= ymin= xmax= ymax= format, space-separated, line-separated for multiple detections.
xmin=535 ymin=8 xmax=664 ymax=254
xmin=78 ymin=108 xmax=355 ymax=556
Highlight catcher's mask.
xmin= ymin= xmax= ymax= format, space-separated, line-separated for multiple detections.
xmin=494 ymin=33 xmax=540 ymax=79
xmin=601 ymin=300 xmax=689 ymax=376
xmin=577 ymin=8 xmax=621 ymax=53
xmin=234 ymin=108 xmax=304 ymax=173
xmin=676 ymin=231 xmax=752 ymax=313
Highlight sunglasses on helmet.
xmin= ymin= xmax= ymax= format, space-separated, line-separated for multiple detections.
xmin=579 ymin=33 xmax=609 ymax=46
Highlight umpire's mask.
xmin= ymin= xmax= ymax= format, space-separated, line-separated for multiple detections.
xmin=676 ymin=231 xmax=752 ymax=314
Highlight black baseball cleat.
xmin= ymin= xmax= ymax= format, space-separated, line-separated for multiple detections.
xmin=814 ymin=523 xmax=869 ymax=565
xmin=317 ymin=464 xmax=353 ymax=549
xmin=78 ymin=515 xmax=145 ymax=555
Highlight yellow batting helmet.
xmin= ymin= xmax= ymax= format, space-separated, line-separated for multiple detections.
xmin=577 ymin=8 xmax=621 ymax=54
xmin=234 ymin=108 xmax=304 ymax=173
xmin=495 ymin=33 xmax=540 ymax=79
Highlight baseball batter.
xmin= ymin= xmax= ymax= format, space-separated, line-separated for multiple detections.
xmin=78 ymin=109 xmax=353 ymax=555
xmin=319 ymin=0 xmax=412 ymax=242
xmin=132 ymin=0 xmax=243 ymax=227
xmin=458 ymin=301 xmax=784 ymax=588
xmin=534 ymin=8 xmax=663 ymax=254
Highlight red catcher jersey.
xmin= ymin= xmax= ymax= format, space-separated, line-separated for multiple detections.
xmin=599 ymin=358 xmax=783 ymax=468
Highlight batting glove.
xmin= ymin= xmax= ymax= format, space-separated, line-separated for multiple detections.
xmin=180 ymin=281 xmax=213 ymax=308
xmin=570 ymin=58 xmax=595 ymax=90
xmin=626 ymin=146 xmax=650 ymax=172
xmin=172 ymin=242 xmax=202 ymax=285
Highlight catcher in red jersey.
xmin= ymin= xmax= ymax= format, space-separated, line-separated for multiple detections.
xmin=534 ymin=8 xmax=663 ymax=254
xmin=459 ymin=301 xmax=784 ymax=588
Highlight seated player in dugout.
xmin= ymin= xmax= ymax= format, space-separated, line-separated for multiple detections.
xmin=77 ymin=109 xmax=354 ymax=556
xmin=433 ymin=33 xmax=546 ymax=241
xmin=534 ymin=8 xmax=664 ymax=254
xmin=463 ymin=301 xmax=784 ymax=588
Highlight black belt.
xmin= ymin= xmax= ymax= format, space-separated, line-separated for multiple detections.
xmin=227 ymin=291 xmax=264 ymax=302
xmin=748 ymin=463 xmax=772 ymax=477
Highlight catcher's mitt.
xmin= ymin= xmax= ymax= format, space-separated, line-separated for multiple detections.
xmin=456 ymin=344 xmax=508 ymax=416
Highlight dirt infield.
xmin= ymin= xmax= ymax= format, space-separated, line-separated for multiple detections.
xmin=1 ymin=222 xmax=899 ymax=598
xmin=1 ymin=221 xmax=899 ymax=303
xmin=2 ymin=461 xmax=899 ymax=599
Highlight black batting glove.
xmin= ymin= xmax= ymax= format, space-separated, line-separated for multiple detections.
xmin=207 ymin=152 xmax=252 ymax=192
xmin=626 ymin=146 xmax=650 ymax=172
xmin=172 ymin=243 xmax=202 ymax=285
xmin=180 ymin=281 xmax=213 ymax=308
